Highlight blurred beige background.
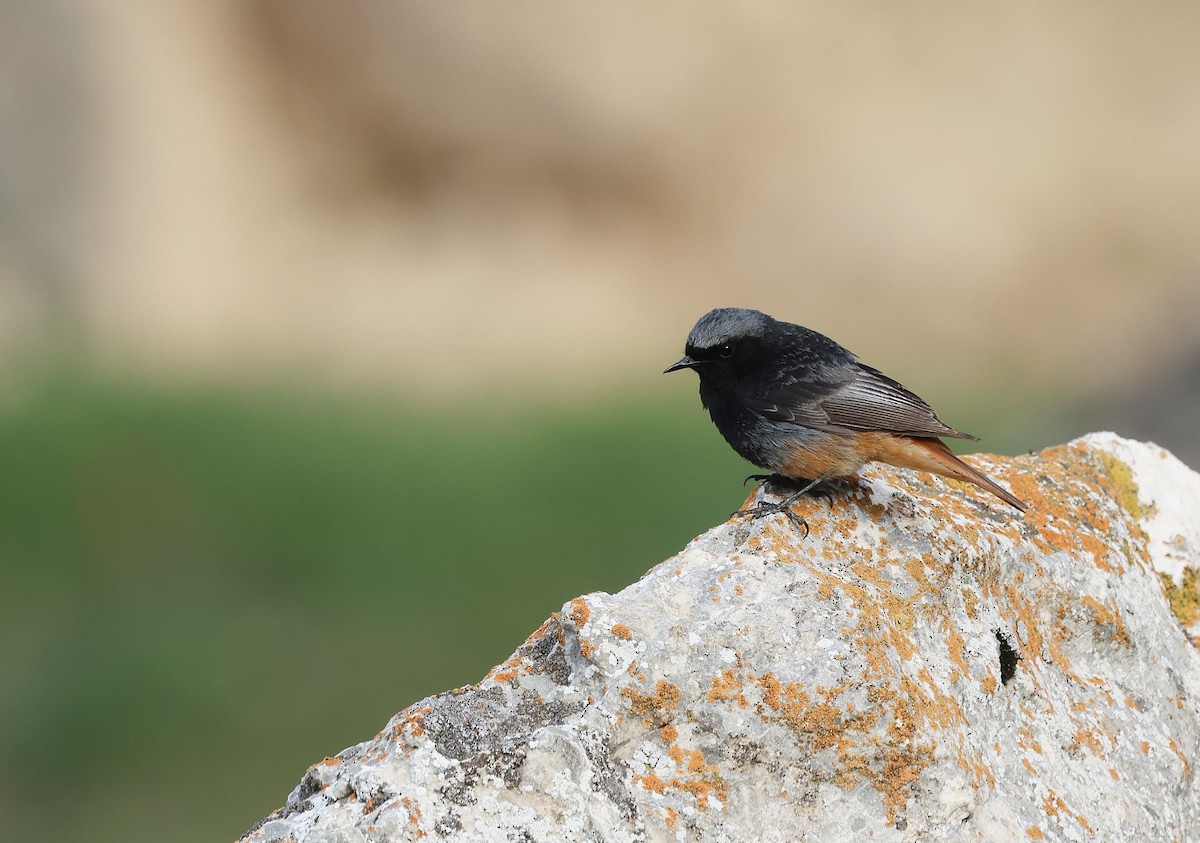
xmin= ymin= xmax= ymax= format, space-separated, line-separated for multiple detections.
xmin=4 ymin=5 xmax=1200 ymax=840
xmin=3 ymin=1 xmax=1198 ymax=407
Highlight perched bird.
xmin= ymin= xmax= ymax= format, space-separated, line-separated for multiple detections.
xmin=665 ymin=307 xmax=1027 ymax=523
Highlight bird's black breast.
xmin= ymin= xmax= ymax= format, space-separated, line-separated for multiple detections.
xmin=699 ymin=380 xmax=786 ymax=469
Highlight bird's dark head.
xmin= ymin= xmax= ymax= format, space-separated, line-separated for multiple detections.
xmin=664 ymin=308 xmax=774 ymax=383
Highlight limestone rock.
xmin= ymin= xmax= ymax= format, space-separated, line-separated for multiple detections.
xmin=240 ymin=433 xmax=1200 ymax=842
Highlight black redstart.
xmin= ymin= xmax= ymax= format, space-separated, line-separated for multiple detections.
xmin=665 ymin=307 xmax=1027 ymax=522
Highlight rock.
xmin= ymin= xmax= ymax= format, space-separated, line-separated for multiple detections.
xmin=239 ymin=433 xmax=1200 ymax=843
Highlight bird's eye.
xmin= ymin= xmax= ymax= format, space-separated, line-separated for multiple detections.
xmin=718 ymin=343 xmax=735 ymax=358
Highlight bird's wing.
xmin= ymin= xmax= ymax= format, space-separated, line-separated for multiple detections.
xmin=746 ymin=362 xmax=978 ymax=440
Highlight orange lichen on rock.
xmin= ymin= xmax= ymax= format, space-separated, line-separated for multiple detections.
xmin=636 ymin=743 xmax=728 ymax=810
xmin=953 ymin=742 xmax=996 ymax=790
xmin=863 ymin=683 xmax=940 ymax=824
xmin=1021 ymin=443 xmax=1152 ymax=576
xmin=1070 ymin=726 xmax=1108 ymax=759
xmin=622 ymin=679 xmax=682 ymax=726
xmin=399 ymin=796 xmax=425 ymax=837
xmin=1080 ymin=595 xmax=1132 ymax=646
xmin=750 ymin=670 xmax=937 ymax=825
xmin=487 ymin=651 xmax=524 ymax=684
xmin=1168 ymin=739 xmax=1191 ymax=777
xmin=569 ymin=597 xmax=591 ymax=627
xmin=389 ymin=705 xmax=433 ymax=739
xmin=668 ymin=744 xmax=709 ymax=773
xmin=611 ymin=623 xmax=633 ymax=639
xmin=1042 ymin=790 xmax=1095 ymax=836
xmin=945 ymin=628 xmax=971 ymax=679
xmin=756 ymin=673 xmax=870 ymax=754
xmin=525 ymin=614 xmax=561 ymax=645
xmin=706 ymin=669 xmax=748 ymax=708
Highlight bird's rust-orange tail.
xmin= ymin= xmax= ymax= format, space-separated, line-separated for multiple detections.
xmin=869 ymin=434 xmax=1028 ymax=512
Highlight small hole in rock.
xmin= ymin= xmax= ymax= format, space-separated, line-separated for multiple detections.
xmin=995 ymin=629 xmax=1020 ymax=684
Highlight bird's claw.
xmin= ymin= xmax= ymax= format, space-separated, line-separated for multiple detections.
xmin=742 ymin=473 xmax=778 ymax=487
xmin=731 ymin=500 xmax=810 ymax=537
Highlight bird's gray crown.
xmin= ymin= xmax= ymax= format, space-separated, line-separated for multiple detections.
xmin=687 ymin=308 xmax=772 ymax=349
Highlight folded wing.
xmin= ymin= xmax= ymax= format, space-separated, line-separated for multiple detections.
xmin=746 ymin=362 xmax=978 ymax=440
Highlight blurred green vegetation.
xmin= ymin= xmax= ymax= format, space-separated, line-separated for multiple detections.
xmin=0 ymin=372 xmax=752 ymax=842
xmin=0 ymin=372 xmax=1035 ymax=841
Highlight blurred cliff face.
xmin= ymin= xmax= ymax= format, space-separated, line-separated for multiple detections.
xmin=2 ymin=1 xmax=1199 ymax=400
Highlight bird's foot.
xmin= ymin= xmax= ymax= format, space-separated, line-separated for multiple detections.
xmin=742 ymin=473 xmax=780 ymax=487
xmin=731 ymin=494 xmax=810 ymax=537
xmin=743 ymin=472 xmax=813 ymax=489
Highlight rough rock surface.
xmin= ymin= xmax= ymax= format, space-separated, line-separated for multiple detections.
xmin=240 ymin=433 xmax=1200 ymax=843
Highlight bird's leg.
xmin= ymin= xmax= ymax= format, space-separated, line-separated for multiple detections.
xmin=743 ymin=473 xmax=838 ymax=497
xmin=732 ymin=476 xmax=828 ymax=535
xmin=742 ymin=473 xmax=789 ymax=487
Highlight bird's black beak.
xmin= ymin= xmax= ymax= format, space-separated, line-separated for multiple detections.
xmin=663 ymin=356 xmax=696 ymax=374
